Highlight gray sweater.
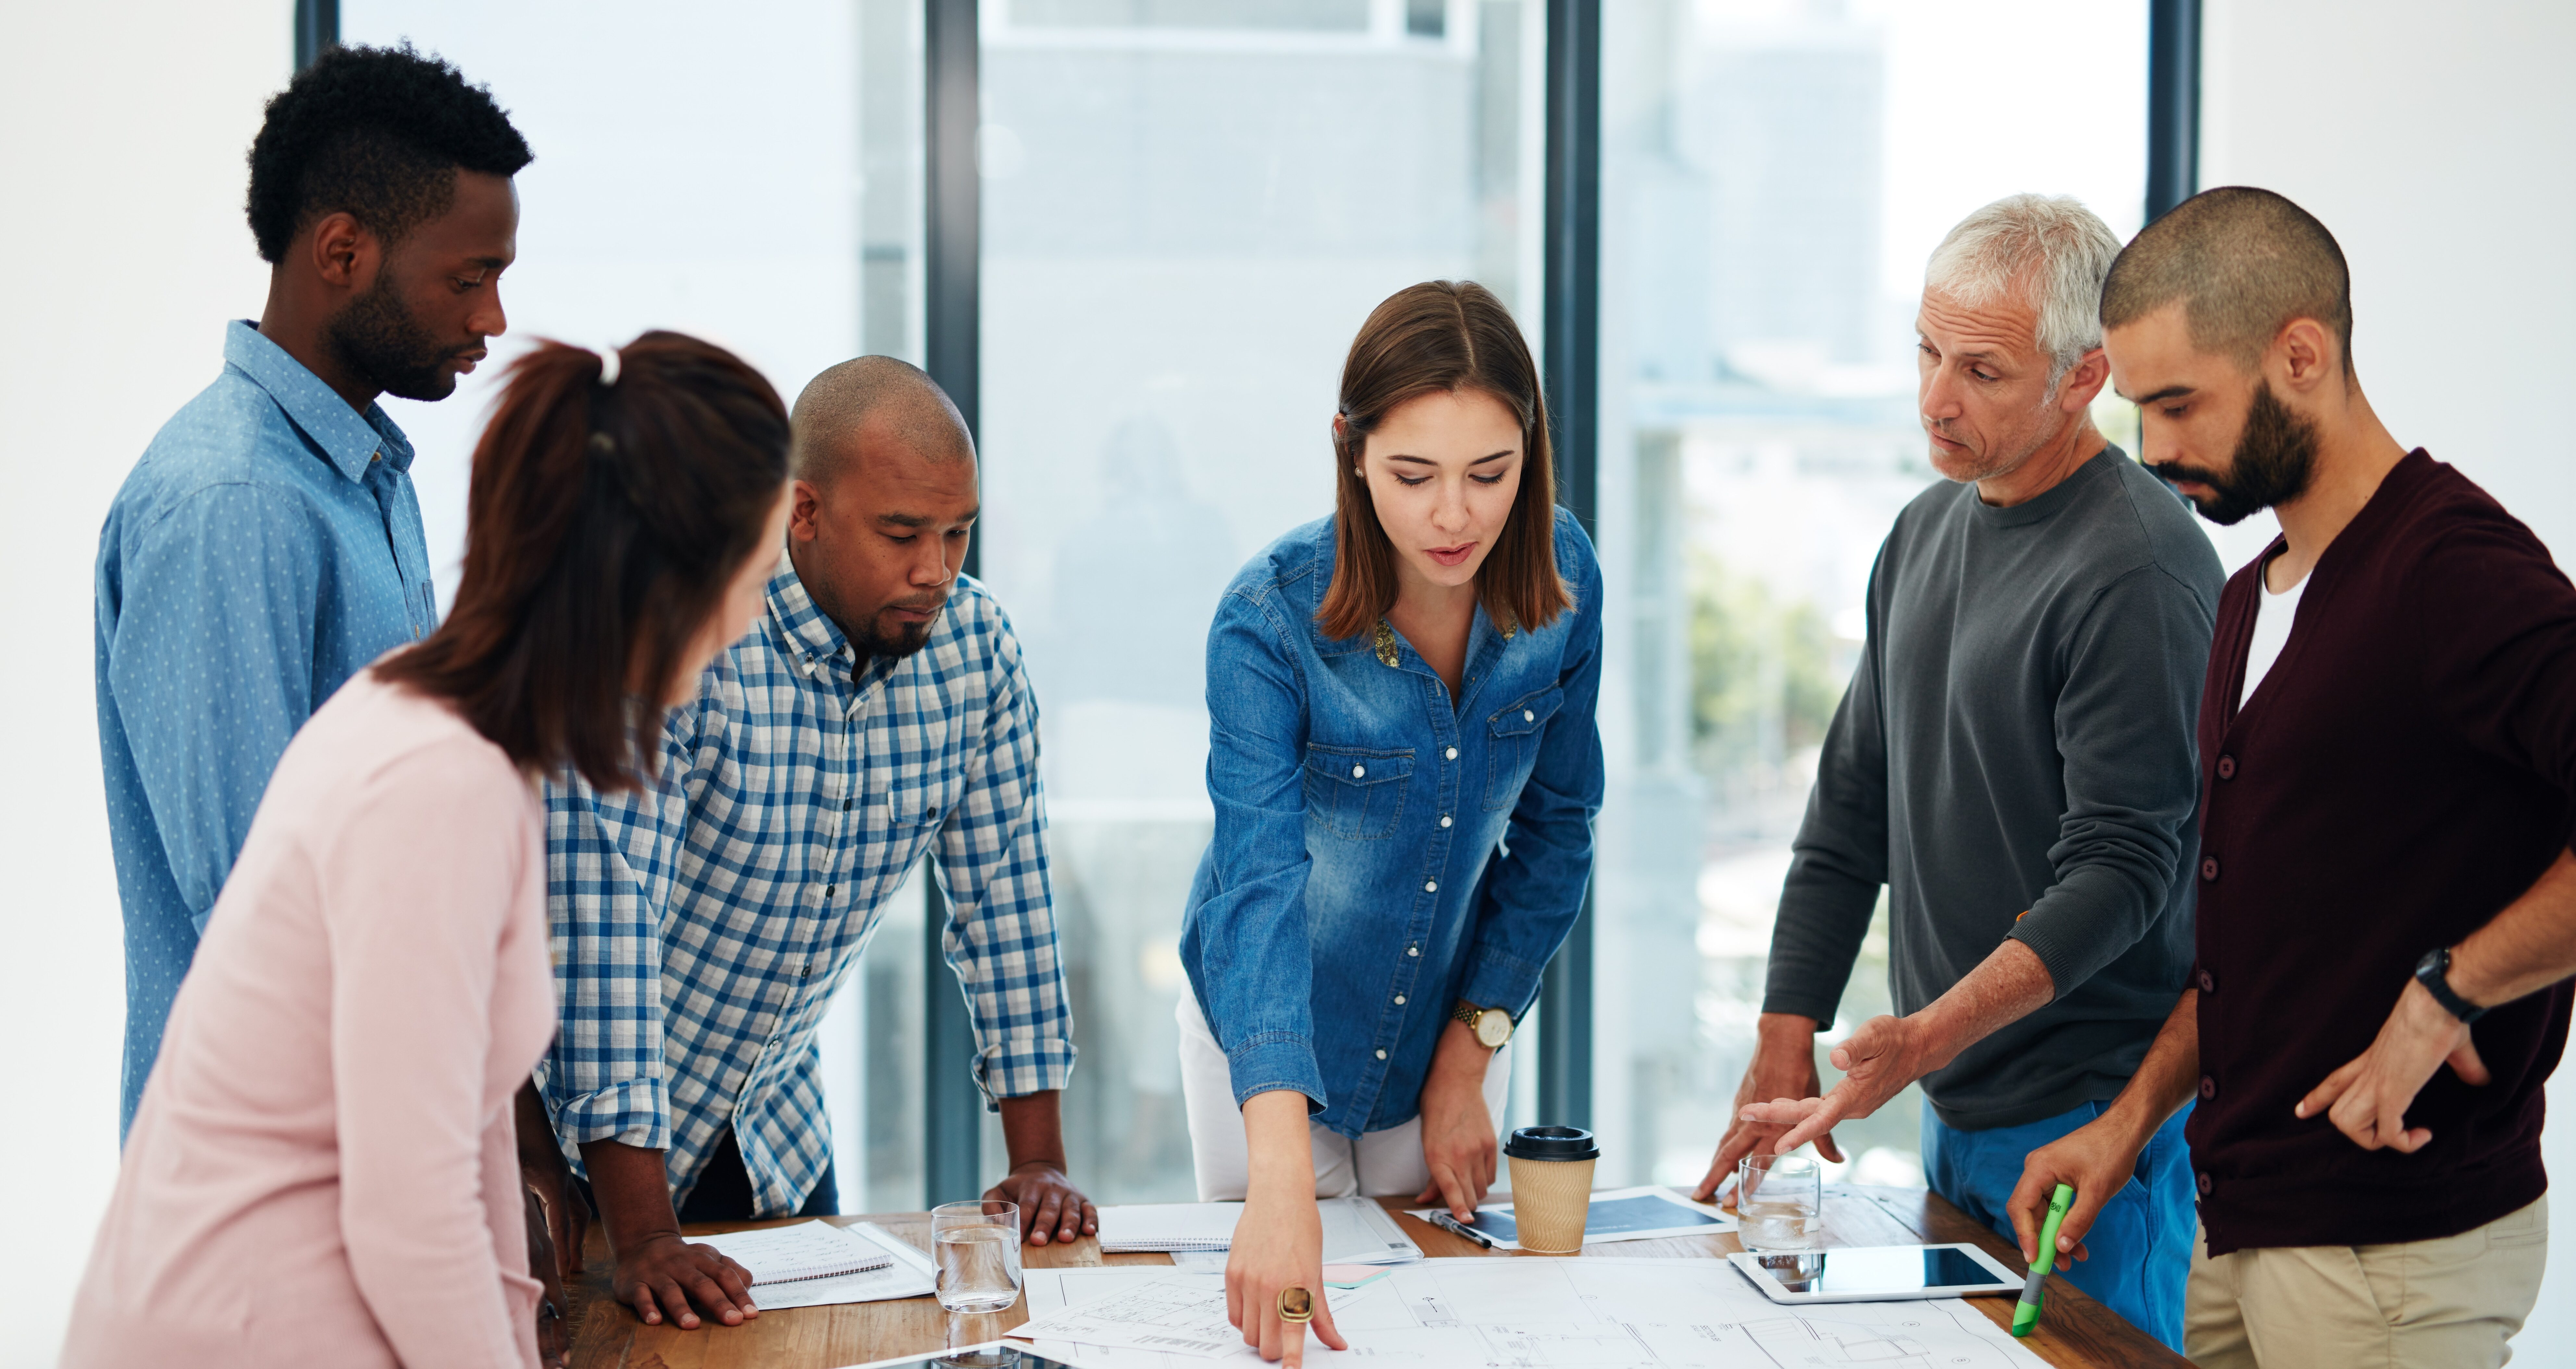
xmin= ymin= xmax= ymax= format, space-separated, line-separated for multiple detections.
xmin=1763 ymin=446 xmax=2225 ymax=1131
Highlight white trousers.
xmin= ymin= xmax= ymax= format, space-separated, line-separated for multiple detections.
xmin=1176 ymin=994 xmax=1513 ymax=1202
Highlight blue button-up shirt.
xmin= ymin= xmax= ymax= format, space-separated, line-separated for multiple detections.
xmin=1182 ymin=507 xmax=1605 ymax=1137
xmin=95 ymin=320 xmax=439 ymax=1134
xmin=540 ymin=563 xmax=1077 ymax=1216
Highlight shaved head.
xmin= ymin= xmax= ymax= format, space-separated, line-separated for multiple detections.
xmin=2102 ymin=186 xmax=2354 ymax=376
xmin=790 ymin=355 xmax=974 ymax=485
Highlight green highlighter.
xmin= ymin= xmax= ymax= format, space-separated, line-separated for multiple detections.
xmin=2012 ymin=1184 xmax=2076 ymax=1338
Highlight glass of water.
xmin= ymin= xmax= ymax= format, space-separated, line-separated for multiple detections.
xmin=1736 ymin=1153 xmax=1825 ymax=1252
xmin=933 ymin=1200 xmax=1025 ymax=1314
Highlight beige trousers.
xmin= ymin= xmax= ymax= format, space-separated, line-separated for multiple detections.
xmin=2184 ymin=1196 xmax=2548 ymax=1369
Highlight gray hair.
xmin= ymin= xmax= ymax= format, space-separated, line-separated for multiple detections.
xmin=1924 ymin=194 xmax=2122 ymax=391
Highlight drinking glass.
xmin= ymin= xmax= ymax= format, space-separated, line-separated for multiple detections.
xmin=1736 ymin=1153 xmax=1825 ymax=1251
xmin=933 ymin=1200 xmax=1025 ymax=1313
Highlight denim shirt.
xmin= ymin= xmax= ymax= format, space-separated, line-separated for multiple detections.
xmin=96 ymin=320 xmax=438 ymax=1135
xmin=1182 ymin=507 xmax=1605 ymax=1137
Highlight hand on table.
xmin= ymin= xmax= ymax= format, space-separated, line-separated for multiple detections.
xmin=610 ymin=1231 xmax=758 ymax=1330
xmin=1225 ymin=1191 xmax=1347 ymax=1367
xmin=986 ymin=1161 xmax=1100 ymax=1246
xmin=1693 ymin=1017 xmax=1841 ymax=1204
xmin=1412 ymin=1047 xmax=1500 ymax=1222
xmin=1734 ymin=1013 xmax=1945 ymax=1161
xmin=2296 ymin=977 xmax=2488 ymax=1153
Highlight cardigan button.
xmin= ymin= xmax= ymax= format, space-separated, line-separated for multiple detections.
xmin=2197 ymin=1171 xmax=2213 ymax=1196
xmin=2200 ymin=856 xmax=2220 ymax=882
xmin=2198 ymin=1075 xmax=2217 ymax=1101
xmin=2216 ymin=754 xmax=2237 ymax=780
xmin=2198 ymin=969 xmax=2216 ymax=994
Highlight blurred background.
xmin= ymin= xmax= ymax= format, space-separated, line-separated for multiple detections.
xmin=5 ymin=2 xmax=2572 ymax=1363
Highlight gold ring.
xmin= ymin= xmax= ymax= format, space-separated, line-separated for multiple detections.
xmin=1277 ymin=1286 xmax=1315 ymax=1325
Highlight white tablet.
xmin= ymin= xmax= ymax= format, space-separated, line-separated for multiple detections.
xmin=1728 ymin=1243 xmax=2022 ymax=1304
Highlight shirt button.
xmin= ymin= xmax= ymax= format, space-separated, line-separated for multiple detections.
xmin=824 ymin=885 xmax=836 ymax=898
xmin=843 ymin=798 xmax=853 ymax=811
xmin=1440 ymin=815 xmax=1453 ymax=828
xmin=1375 ymin=1049 xmax=1388 ymax=1060
xmin=2197 ymin=1172 xmax=2214 ymax=1196
xmin=1445 ymin=747 xmax=1458 ymax=761
xmin=1524 ymin=709 xmax=1535 ymax=722
xmin=2198 ymin=1075 xmax=2218 ymax=1100
xmin=1353 ymin=764 xmax=1366 ymax=778
xmin=1393 ymin=995 xmax=1406 ymax=1005
xmin=2200 ymin=856 xmax=2220 ymax=882
xmin=2198 ymin=969 xmax=2216 ymax=994
xmin=1408 ymin=945 xmax=1420 ymax=957
xmin=2216 ymin=754 xmax=2237 ymax=780
xmin=1424 ymin=881 xmax=1437 ymax=893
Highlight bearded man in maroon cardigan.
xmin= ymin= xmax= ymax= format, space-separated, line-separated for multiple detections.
xmin=2008 ymin=186 xmax=2576 ymax=1369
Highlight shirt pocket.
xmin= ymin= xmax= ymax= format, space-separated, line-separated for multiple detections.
xmin=1302 ymin=744 xmax=1415 ymax=841
xmin=1483 ymin=685 xmax=1566 ymax=812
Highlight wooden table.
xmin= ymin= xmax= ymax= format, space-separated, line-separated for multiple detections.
xmin=564 ymin=1186 xmax=2184 ymax=1368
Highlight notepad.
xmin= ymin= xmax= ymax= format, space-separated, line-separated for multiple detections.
xmin=696 ymin=1220 xmax=896 ymax=1285
xmin=1095 ymin=1197 xmax=1422 ymax=1263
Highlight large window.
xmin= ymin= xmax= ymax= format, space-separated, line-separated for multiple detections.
xmin=1589 ymin=0 xmax=2152 ymax=1190
xmin=975 ymin=0 xmax=1548 ymax=1202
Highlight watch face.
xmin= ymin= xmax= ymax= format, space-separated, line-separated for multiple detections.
xmin=1475 ymin=1011 xmax=1512 ymax=1049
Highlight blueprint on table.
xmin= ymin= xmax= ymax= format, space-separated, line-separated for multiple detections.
xmin=1011 ymin=1258 xmax=2050 ymax=1368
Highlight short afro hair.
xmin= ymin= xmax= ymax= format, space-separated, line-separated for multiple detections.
xmin=2101 ymin=186 xmax=2354 ymax=376
xmin=246 ymin=43 xmax=533 ymax=265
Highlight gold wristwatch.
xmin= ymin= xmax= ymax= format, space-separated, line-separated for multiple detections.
xmin=1453 ymin=999 xmax=1514 ymax=1050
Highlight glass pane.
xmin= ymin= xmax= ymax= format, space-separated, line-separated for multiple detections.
xmin=339 ymin=0 xmax=929 ymax=1208
xmin=979 ymin=0 xmax=1545 ymax=1203
xmin=1594 ymin=0 xmax=2150 ymax=1190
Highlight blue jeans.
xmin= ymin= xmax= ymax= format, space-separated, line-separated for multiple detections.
xmin=1920 ymin=1097 xmax=2194 ymax=1353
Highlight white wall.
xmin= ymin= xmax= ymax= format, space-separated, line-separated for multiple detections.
xmin=2203 ymin=1 xmax=2576 ymax=1362
xmin=0 ymin=4 xmax=283 ymax=1365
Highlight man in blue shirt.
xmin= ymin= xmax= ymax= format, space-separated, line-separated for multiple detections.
xmin=95 ymin=45 xmax=532 ymax=1137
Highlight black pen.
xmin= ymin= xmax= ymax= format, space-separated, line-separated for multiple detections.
xmin=1427 ymin=1210 xmax=1496 ymax=1249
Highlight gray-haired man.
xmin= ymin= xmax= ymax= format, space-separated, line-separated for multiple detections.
xmin=1690 ymin=195 xmax=2224 ymax=1349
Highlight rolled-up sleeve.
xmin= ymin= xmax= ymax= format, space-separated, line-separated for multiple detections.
xmin=1184 ymin=589 xmax=1327 ymax=1112
xmin=105 ymin=483 xmax=320 ymax=933
xmin=932 ymin=617 xmax=1079 ymax=1104
xmin=537 ymin=709 xmax=702 ymax=1155
xmin=1462 ymin=543 xmax=1607 ymax=1020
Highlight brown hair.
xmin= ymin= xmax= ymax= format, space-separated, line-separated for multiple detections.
xmin=2101 ymin=186 xmax=2355 ymax=377
xmin=1317 ymin=280 xmax=1570 ymax=642
xmin=376 ymin=331 xmax=789 ymax=790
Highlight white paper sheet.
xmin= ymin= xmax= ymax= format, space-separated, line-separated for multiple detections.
xmin=1012 ymin=1258 xmax=2052 ymax=1367
xmin=698 ymin=1220 xmax=894 ymax=1283
xmin=713 ymin=1221 xmax=937 ymax=1310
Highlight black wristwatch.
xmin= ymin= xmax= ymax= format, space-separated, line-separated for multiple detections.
xmin=2412 ymin=947 xmax=2488 ymax=1025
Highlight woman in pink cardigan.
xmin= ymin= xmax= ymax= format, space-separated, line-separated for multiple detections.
xmin=65 ymin=333 xmax=793 ymax=1369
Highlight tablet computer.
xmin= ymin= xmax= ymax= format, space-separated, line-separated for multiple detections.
xmin=1728 ymin=1243 xmax=2022 ymax=1304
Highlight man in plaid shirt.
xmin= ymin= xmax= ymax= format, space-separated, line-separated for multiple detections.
xmin=526 ymin=357 xmax=1090 ymax=1332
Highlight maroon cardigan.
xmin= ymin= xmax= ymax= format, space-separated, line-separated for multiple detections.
xmin=2187 ymin=450 xmax=2576 ymax=1255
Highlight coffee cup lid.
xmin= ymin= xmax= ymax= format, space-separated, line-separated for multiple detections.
xmin=1504 ymin=1125 xmax=1600 ymax=1161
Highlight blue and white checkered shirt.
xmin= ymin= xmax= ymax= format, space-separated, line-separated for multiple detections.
xmin=537 ymin=559 xmax=1076 ymax=1216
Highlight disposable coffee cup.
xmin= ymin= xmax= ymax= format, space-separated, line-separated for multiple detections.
xmin=1503 ymin=1125 xmax=1599 ymax=1254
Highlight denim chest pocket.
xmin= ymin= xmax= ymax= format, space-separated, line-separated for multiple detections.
xmin=1482 ymin=685 xmax=1565 ymax=812
xmin=1303 ymin=745 xmax=1416 ymax=840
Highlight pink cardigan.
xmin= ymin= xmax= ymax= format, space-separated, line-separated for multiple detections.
xmin=67 ymin=671 xmax=552 ymax=1368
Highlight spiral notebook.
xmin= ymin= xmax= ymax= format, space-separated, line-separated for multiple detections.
xmin=1094 ymin=1197 xmax=1421 ymax=1263
xmin=696 ymin=1220 xmax=896 ymax=1285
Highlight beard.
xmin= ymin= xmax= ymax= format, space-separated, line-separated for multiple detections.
xmin=324 ymin=274 xmax=465 ymax=401
xmin=850 ymin=609 xmax=940 ymax=662
xmin=2148 ymin=380 xmax=2320 ymax=526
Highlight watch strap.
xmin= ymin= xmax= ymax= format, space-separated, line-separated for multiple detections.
xmin=2414 ymin=947 xmax=2488 ymax=1025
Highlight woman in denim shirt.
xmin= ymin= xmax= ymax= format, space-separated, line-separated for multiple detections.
xmin=1179 ymin=282 xmax=1605 ymax=1365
